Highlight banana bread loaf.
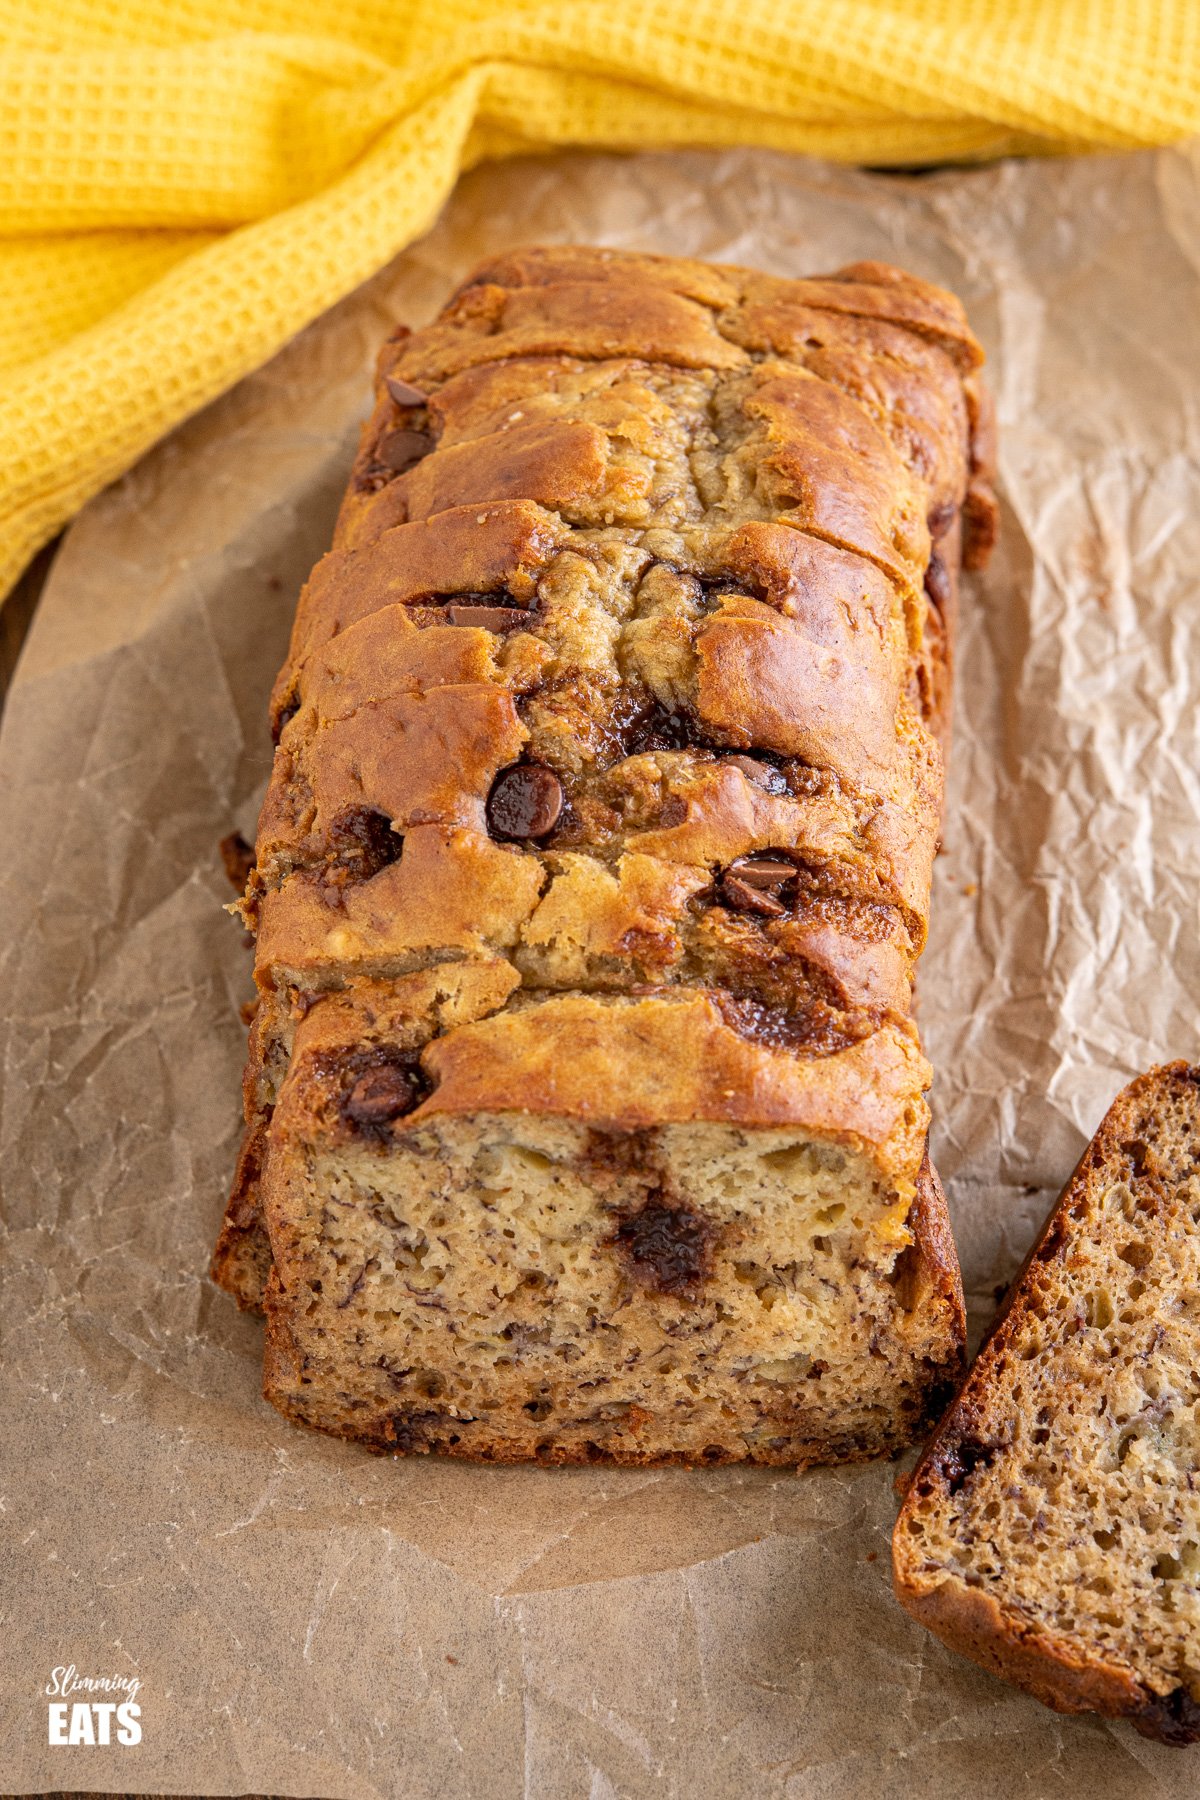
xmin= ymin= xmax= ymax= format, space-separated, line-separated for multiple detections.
xmin=894 ymin=1063 xmax=1200 ymax=1744
xmin=212 ymin=244 xmax=997 ymax=1465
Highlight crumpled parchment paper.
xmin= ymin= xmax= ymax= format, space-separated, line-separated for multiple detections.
xmin=3 ymin=142 xmax=1199 ymax=1798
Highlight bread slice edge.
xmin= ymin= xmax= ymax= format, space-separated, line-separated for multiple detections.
xmin=892 ymin=1061 xmax=1200 ymax=1747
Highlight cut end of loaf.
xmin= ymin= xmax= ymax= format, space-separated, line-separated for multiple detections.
xmin=259 ymin=1100 xmax=963 ymax=1466
xmin=894 ymin=1062 xmax=1200 ymax=1745
xmin=218 ymin=971 xmax=965 ymax=1467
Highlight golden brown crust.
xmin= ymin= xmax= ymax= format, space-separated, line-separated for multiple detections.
xmin=961 ymin=374 xmax=1000 ymax=569
xmin=896 ymin=1148 xmax=965 ymax=1348
xmin=894 ymin=1062 xmax=1200 ymax=1747
xmin=209 ymin=1119 xmax=272 ymax=1309
xmin=897 ymin=1576 xmax=1147 ymax=1721
xmin=214 ymin=245 xmax=997 ymax=1464
xmin=274 ymin=500 xmax=566 ymax=722
xmin=272 ymin=982 xmax=931 ymax=1178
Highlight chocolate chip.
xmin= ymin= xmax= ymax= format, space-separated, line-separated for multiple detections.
xmin=725 ymin=755 xmax=789 ymax=795
xmin=385 ymin=375 xmax=429 ymax=406
xmin=720 ymin=852 xmax=797 ymax=914
xmin=486 ymin=764 xmax=563 ymax=839
xmin=728 ymin=853 xmax=798 ymax=887
xmin=345 ymin=1063 xmax=423 ymax=1129
xmin=443 ymin=603 xmax=532 ymax=631
xmin=937 ymin=1436 xmax=1000 ymax=1495
xmin=328 ymin=1047 xmax=431 ymax=1139
xmin=624 ymin=701 xmax=700 ymax=755
xmin=715 ymin=992 xmax=865 ymax=1055
xmin=924 ymin=548 xmax=952 ymax=615
xmin=376 ymin=427 xmax=433 ymax=474
xmin=380 ymin=1408 xmax=449 ymax=1454
xmin=328 ymin=806 xmax=402 ymax=879
xmin=611 ymin=1193 xmax=715 ymax=1296
xmin=697 ymin=573 xmax=761 ymax=607
xmin=721 ymin=875 xmax=787 ymax=917
xmin=218 ymin=830 xmax=255 ymax=893
xmin=927 ymin=499 xmax=958 ymax=540
xmin=1134 ymin=1686 xmax=1200 ymax=1747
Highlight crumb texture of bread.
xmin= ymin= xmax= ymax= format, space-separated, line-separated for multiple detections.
xmin=212 ymin=244 xmax=998 ymax=1464
xmin=894 ymin=1063 xmax=1200 ymax=1745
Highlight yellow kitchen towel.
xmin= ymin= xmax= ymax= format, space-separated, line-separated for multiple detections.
xmin=2 ymin=1 xmax=1198 ymax=605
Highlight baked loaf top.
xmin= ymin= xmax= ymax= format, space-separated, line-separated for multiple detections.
xmin=241 ymin=245 xmax=995 ymax=1181
xmin=894 ymin=1063 xmax=1200 ymax=1746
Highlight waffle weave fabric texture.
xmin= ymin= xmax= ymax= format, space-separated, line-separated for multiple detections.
xmin=2 ymin=0 xmax=1198 ymax=606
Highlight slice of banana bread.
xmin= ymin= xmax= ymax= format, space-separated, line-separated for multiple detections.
xmin=894 ymin=1062 xmax=1200 ymax=1745
xmin=213 ymin=245 xmax=998 ymax=1464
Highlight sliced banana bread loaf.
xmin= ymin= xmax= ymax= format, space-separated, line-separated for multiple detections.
xmin=213 ymin=245 xmax=997 ymax=1464
xmin=894 ymin=1062 xmax=1200 ymax=1745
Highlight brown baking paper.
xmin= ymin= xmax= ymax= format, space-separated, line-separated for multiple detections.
xmin=4 ymin=142 xmax=1200 ymax=1798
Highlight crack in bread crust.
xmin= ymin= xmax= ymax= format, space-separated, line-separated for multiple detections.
xmin=212 ymin=244 xmax=998 ymax=1464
